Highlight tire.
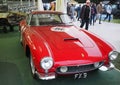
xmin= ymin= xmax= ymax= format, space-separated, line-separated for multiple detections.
xmin=20 ymin=33 xmax=23 ymax=45
xmin=3 ymin=26 xmax=8 ymax=33
xmin=30 ymin=54 xmax=39 ymax=80
xmin=9 ymin=25 xmax=14 ymax=32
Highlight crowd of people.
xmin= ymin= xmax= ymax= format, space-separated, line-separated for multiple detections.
xmin=66 ymin=0 xmax=113 ymax=30
xmin=16 ymin=0 xmax=113 ymax=31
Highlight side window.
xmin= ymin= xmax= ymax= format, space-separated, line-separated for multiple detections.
xmin=26 ymin=14 xmax=31 ymax=25
xmin=30 ymin=14 xmax=39 ymax=26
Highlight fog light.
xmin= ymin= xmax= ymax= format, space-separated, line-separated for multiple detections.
xmin=60 ymin=66 xmax=68 ymax=73
xmin=94 ymin=62 xmax=99 ymax=68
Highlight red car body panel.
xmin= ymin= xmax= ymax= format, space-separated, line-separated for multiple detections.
xmin=19 ymin=11 xmax=115 ymax=79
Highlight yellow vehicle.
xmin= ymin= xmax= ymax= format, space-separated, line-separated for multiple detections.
xmin=0 ymin=1 xmax=26 ymax=33
xmin=0 ymin=2 xmax=12 ymax=33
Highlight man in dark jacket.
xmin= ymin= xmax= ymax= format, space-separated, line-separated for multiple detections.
xmin=80 ymin=0 xmax=91 ymax=30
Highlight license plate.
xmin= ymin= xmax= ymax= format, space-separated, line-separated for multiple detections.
xmin=74 ymin=73 xmax=87 ymax=79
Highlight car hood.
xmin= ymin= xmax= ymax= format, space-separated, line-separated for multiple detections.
xmin=35 ymin=26 xmax=94 ymax=48
xmin=33 ymin=26 xmax=104 ymax=64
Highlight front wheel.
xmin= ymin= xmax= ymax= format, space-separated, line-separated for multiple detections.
xmin=30 ymin=54 xmax=39 ymax=80
xmin=20 ymin=33 xmax=23 ymax=45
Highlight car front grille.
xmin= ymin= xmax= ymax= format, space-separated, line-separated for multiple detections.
xmin=56 ymin=62 xmax=104 ymax=74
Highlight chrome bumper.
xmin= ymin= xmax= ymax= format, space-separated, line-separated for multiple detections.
xmin=99 ymin=62 xmax=115 ymax=71
xmin=35 ymin=62 xmax=115 ymax=80
xmin=36 ymin=72 xmax=56 ymax=80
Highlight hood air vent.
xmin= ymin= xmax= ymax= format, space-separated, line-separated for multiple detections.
xmin=64 ymin=38 xmax=79 ymax=41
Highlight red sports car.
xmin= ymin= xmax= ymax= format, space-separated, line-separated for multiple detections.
xmin=19 ymin=11 xmax=119 ymax=80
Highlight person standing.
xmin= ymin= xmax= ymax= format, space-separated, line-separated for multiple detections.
xmin=76 ymin=4 xmax=81 ymax=21
xmin=70 ymin=4 xmax=75 ymax=21
xmin=117 ymin=2 xmax=120 ymax=10
xmin=96 ymin=2 xmax=103 ymax=24
xmin=80 ymin=0 xmax=91 ymax=30
xmin=67 ymin=2 xmax=71 ymax=16
xmin=104 ymin=3 xmax=112 ymax=22
xmin=90 ymin=3 xmax=97 ymax=25
xmin=49 ymin=2 xmax=56 ymax=11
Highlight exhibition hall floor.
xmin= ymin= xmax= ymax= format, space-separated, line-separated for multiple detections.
xmin=0 ymin=28 xmax=120 ymax=85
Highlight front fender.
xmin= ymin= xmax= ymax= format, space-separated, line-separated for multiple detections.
xmin=26 ymin=33 xmax=53 ymax=72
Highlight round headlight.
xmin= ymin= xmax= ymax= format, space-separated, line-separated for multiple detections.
xmin=41 ymin=57 xmax=53 ymax=70
xmin=109 ymin=51 xmax=119 ymax=61
xmin=60 ymin=66 xmax=68 ymax=73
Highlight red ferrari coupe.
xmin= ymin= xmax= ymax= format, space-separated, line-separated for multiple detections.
xmin=19 ymin=11 xmax=119 ymax=80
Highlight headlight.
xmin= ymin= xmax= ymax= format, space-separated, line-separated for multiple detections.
xmin=41 ymin=57 xmax=53 ymax=70
xmin=109 ymin=51 xmax=119 ymax=61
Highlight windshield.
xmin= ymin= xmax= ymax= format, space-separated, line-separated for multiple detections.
xmin=29 ymin=13 xmax=72 ymax=26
